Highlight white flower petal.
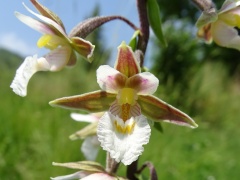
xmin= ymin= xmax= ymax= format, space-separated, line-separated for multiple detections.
xmin=219 ymin=0 xmax=240 ymax=14
xmin=81 ymin=136 xmax=100 ymax=161
xmin=15 ymin=11 xmax=54 ymax=35
xmin=70 ymin=113 xmax=99 ymax=123
xmin=97 ymin=65 xmax=127 ymax=93
xmin=22 ymin=3 xmax=67 ymax=38
xmin=212 ymin=20 xmax=240 ymax=50
xmin=97 ymin=112 xmax=151 ymax=165
xmin=10 ymin=55 xmax=46 ymax=97
xmin=126 ymin=72 xmax=159 ymax=95
xmin=51 ymin=171 xmax=88 ymax=180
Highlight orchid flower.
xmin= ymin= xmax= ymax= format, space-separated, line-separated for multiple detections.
xmin=10 ymin=0 xmax=95 ymax=97
xmin=70 ymin=112 xmax=103 ymax=161
xmin=50 ymin=41 xmax=198 ymax=166
xmin=51 ymin=161 xmax=126 ymax=180
xmin=196 ymin=0 xmax=240 ymax=50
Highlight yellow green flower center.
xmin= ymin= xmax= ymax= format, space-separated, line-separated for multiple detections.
xmin=219 ymin=13 xmax=240 ymax=28
xmin=117 ymin=88 xmax=137 ymax=105
xmin=114 ymin=119 xmax=135 ymax=134
xmin=37 ymin=34 xmax=61 ymax=50
xmin=113 ymin=88 xmax=138 ymax=134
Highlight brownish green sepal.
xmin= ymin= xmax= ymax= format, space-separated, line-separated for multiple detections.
xmin=70 ymin=37 xmax=95 ymax=62
xmin=30 ymin=0 xmax=66 ymax=31
xmin=69 ymin=122 xmax=98 ymax=140
xmin=49 ymin=90 xmax=116 ymax=112
xmin=147 ymin=0 xmax=167 ymax=47
xmin=138 ymin=95 xmax=198 ymax=128
xmin=114 ymin=41 xmax=141 ymax=77
xmin=52 ymin=161 xmax=106 ymax=173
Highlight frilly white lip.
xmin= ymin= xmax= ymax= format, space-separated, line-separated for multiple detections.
xmin=10 ymin=55 xmax=40 ymax=97
xmin=97 ymin=112 xmax=151 ymax=165
xmin=10 ymin=46 xmax=71 ymax=97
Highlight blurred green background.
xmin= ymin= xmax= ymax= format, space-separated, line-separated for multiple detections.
xmin=1 ymin=0 xmax=240 ymax=179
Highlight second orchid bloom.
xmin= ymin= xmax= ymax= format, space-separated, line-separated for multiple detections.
xmin=196 ymin=0 xmax=240 ymax=50
xmin=50 ymin=41 xmax=198 ymax=166
xmin=10 ymin=0 xmax=95 ymax=97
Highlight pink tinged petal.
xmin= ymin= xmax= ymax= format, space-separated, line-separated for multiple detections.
xmin=81 ymin=173 xmax=116 ymax=180
xmin=51 ymin=171 xmax=88 ymax=180
xmin=49 ymin=90 xmax=116 ymax=112
xmin=97 ymin=112 xmax=151 ymax=165
xmin=138 ymin=95 xmax=198 ymax=128
xmin=71 ymin=113 xmax=99 ymax=123
xmin=70 ymin=37 xmax=95 ymax=62
xmin=219 ymin=0 xmax=240 ymax=14
xmin=97 ymin=65 xmax=127 ymax=93
xmin=15 ymin=11 xmax=55 ymax=35
xmin=22 ymin=3 xmax=67 ymax=39
xmin=126 ymin=72 xmax=159 ymax=95
xmin=39 ymin=46 xmax=71 ymax=71
xmin=114 ymin=41 xmax=140 ymax=78
xmin=10 ymin=55 xmax=47 ymax=97
xmin=81 ymin=136 xmax=100 ymax=161
xmin=109 ymin=100 xmax=141 ymax=118
xmin=30 ymin=0 xmax=66 ymax=31
xmin=211 ymin=20 xmax=240 ymax=50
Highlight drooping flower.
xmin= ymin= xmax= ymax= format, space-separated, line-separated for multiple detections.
xmin=196 ymin=0 xmax=240 ymax=50
xmin=10 ymin=0 xmax=95 ymax=97
xmin=70 ymin=112 xmax=102 ymax=161
xmin=50 ymin=41 xmax=198 ymax=166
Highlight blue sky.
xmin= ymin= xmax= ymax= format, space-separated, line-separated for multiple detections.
xmin=0 ymin=0 xmax=148 ymax=66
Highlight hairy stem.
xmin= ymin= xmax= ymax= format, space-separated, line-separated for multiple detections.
xmin=191 ymin=0 xmax=216 ymax=13
xmin=69 ymin=16 xmax=139 ymax=38
xmin=136 ymin=0 xmax=149 ymax=57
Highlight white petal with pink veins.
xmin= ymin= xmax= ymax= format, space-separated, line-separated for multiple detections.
xmin=126 ymin=72 xmax=159 ymax=95
xmin=97 ymin=65 xmax=127 ymax=93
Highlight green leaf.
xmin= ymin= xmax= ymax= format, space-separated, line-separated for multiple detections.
xmin=128 ymin=30 xmax=140 ymax=51
xmin=147 ymin=0 xmax=167 ymax=47
xmin=153 ymin=122 xmax=164 ymax=133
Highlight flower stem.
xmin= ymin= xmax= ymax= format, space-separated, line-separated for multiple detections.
xmin=136 ymin=0 xmax=149 ymax=55
xmin=106 ymin=152 xmax=120 ymax=174
xmin=69 ymin=16 xmax=139 ymax=38
xmin=191 ymin=0 xmax=216 ymax=13
xmin=127 ymin=160 xmax=139 ymax=180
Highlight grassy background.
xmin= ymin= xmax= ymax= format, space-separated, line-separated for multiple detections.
xmin=1 ymin=48 xmax=240 ymax=180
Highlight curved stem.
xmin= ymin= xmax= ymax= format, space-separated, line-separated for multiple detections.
xmin=69 ymin=15 xmax=139 ymax=38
